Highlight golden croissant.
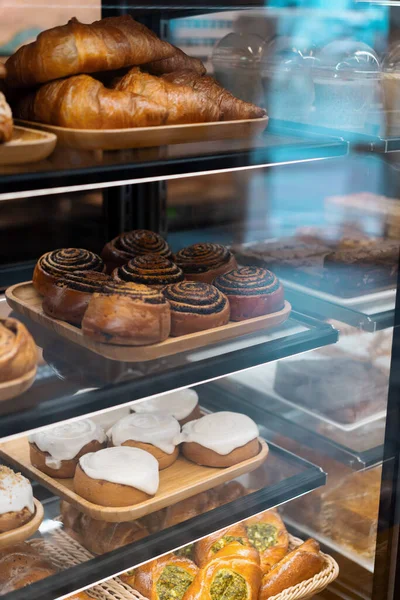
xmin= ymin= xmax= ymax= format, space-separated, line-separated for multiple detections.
xmin=14 ymin=74 xmax=168 ymax=129
xmin=163 ymin=70 xmax=266 ymax=121
xmin=114 ymin=68 xmax=220 ymax=124
xmin=6 ymin=15 xmax=175 ymax=88
xmin=145 ymin=46 xmax=206 ymax=76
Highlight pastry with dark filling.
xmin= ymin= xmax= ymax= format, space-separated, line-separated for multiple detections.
xmin=174 ymin=243 xmax=237 ymax=284
xmin=102 ymin=229 xmax=172 ymax=273
xmin=113 ymin=254 xmax=184 ymax=289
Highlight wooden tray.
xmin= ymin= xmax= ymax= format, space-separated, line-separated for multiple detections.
xmin=6 ymin=282 xmax=291 ymax=362
xmin=0 ymin=126 xmax=56 ymax=164
xmin=0 ymin=498 xmax=43 ymax=548
xmin=16 ymin=117 xmax=268 ymax=151
xmin=0 ymin=437 xmax=268 ymax=522
xmin=0 ymin=367 xmax=37 ymax=402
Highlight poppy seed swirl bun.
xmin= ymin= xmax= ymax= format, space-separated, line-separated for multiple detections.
xmin=214 ymin=267 xmax=284 ymax=321
xmin=33 ymin=248 xmax=105 ymax=297
xmin=101 ymin=229 xmax=172 ymax=272
xmin=174 ymin=243 xmax=237 ymax=283
xmin=113 ymin=254 xmax=184 ymax=289
xmin=163 ymin=281 xmax=230 ymax=336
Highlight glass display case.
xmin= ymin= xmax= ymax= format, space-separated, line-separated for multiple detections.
xmin=0 ymin=2 xmax=399 ymax=600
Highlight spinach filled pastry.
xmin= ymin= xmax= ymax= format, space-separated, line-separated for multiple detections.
xmin=244 ymin=510 xmax=289 ymax=573
xmin=194 ymin=523 xmax=249 ymax=567
xmin=134 ymin=554 xmax=198 ymax=600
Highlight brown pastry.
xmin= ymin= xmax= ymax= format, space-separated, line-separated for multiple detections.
xmin=0 ymin=467 xmax=35 ymax=533
xmin=6 ymin=15 xmax=175 ymax=88
xmin=163 ymin=490 xmax=220 ymax=528
xmin=183 ymin=543 xmax=262 ymax=600
xmin=244 ymin=510 xmax=289 ymax=573
xmin=15 ymin=75 xmax=168 ymax=129
xmin=194 ymin=522 xmax=249 ymax=567
xmin=0 ymin=542 xmax=56 ymax=594
xmin=82 ymin=281 xmax=171 ymax=345
xmin=174 ymin=243 xmax=237 ymax=284
xmin=102 ymin=229 xmax=172 ymax=272
xmin=42 ymin=270 xmax=111 ymax=325
xmin=259 ymin=539 xmax=325 ymax=600
xmin=145 ymin=46 xmax=206 ymax=76
xmin=163 ymin=281 xmax=230 ymax=337
xmin=0 ymin=318 xmax=37 ymax=383
xmin=0 ymin=63 xmax=6 ymax=79
xmin=114 ymin=67 xmax=220 ymax=124
xmin=214 ymin=267 xmax=285 ymax=321
xmin=133 ymin=554 xmax=198 ymax=599
xmin=113 ymin=254 xmax=184 ymax=289
xmin=33 ymin=248 xmax=105 ymax=297
xmin=0 ymin=92 xmax=12 ymax=143
xmin=162 ymin=70 xmax=266 ymax=120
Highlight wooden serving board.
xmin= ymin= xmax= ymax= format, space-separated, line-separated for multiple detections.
xmin=16 ymin=117 xmax=268 ymax=151
xmin=0 ymin=367 xmax=37 ymax=402
xmin=6 ymin=282 xmax=291 ymax=362
xmin=0 ymin=126 xmax=56 ymax=164
xmin=0 ymin=438 xmax=268 ymax=522
xmin=0 ymin=498 xmax=44 ymax=548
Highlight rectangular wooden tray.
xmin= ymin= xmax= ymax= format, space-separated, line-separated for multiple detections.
xmin=6 ymin=282 xmax=291 ymax=362
xmin=0 ymin=437 xmax=268 ymax=522
xmin=0 ymin=126 xmax=56 ymax=164
xmin=16 ymin=117 xmax=269 ymax=151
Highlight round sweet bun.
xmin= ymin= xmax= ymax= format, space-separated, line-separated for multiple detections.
xmin=101 ymin=229 xmax=172 ymax=272
xmin=108 ymin=413 xmax=181 ymax=470
xmin=112 ymin=254 xmax=184 ymax=289
xmin=213 ymin=266 xmax=285 ymax=321
xmin=180 ymin=412 xmax=260 ymax=467
xmin=29 ymin=420 xmax=107 ymax=478
xmin=0 ymin=466 xmax=35 ymax=533
xmin=131 ymin=388 xmax=201 ymax=426
xmin=74 ymin=446 xmax=159 ymax=507
xmin=174 ymin=243 xmax=237 ymax=284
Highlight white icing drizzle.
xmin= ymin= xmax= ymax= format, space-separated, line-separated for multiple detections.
xmin=109 ymin=413 xmax=180 ymax=454
xmin=178 ymin=411 xmax=259 ymax=455
xmin=0 ymin=466 xmax=34 ymax=515
xmin=132 ymin=389 xmax=199 ymax=421
xmin=79 ymin=446 xmax=159 ymax=495
xmin=29 ymin=420 xmax=106 ymax=470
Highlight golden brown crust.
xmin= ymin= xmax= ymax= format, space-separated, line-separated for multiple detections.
xmin=134 ymin=554 xmax=199 ymax=599
xmin=194 ymin=522 xmax=249 ymax=567
xmin=74 ymin=463 xmax=152 ymax=507
xmin=6 ymin=15 xmax=175 ymax=88
xmin=0 ymin=507 xmax=33 ymax=533
xmin=259 ymin=539 xmax=325 ymax=600
xmin=145 ymin=46 xmax=206 ymax=76
xmin=118 ymin=439 xmax=179 ymax=470
xmin=0 ymin=545 xmax=55 ymax=588
xmin=163 ymin=490 xmax=220 ymax=529
xmin=0 ymin=318 xmax=37 ymax=383
xmin=182 ymin=438 xmax=259 ymax=468
xmin=29 ymin=439 xmax=105 ymax=479
xmin=244 ymin=510 xmax=289 ymax=573
xmin=0 ymin=92 xmax=13 ymax=143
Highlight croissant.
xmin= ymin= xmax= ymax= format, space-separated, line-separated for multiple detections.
xmin=162 ymin=70 xmax=266 ymax=121
xmin=145 ymin=46 xmax=206 ymax=76
xmin=194 ymin=522 xmax=250 ymax=567
xmin=114 ymin=68 xmax=221 ymax=124
xmin=14 ymin=75 xmax=168 ymax=129
xmin=5 ymin=15 xmax=175 ymax=88
xmin=0 ymin=318 xmax=37 ymax=382
xmin=183 ymin=543 xmax=262 ymax=600
xmin=244 ymin=510 xmax=289 ymax=573
xmin=134 ymin=554 xmax=199 ymax=600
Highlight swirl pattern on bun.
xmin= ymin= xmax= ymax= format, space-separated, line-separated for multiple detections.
xmin=102 ymin=229 xmax=172 ymax=271
xmin=113 ymin=254 xmax=184 ymax=289
xmin=101 ymin=281 xmax=167 ymax=304
xmin=174 ymin=243 xmax=237 ymax=283
xmin=0 ymin=318 xmax=37 ymax=383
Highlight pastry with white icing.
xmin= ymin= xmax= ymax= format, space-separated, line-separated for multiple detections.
xmin=131 ymin=389 xmax=201 ymax=425
xmin=29 ymin=419 xmax=107 ymax=478
xmin=108 ymin=412 xmax=180 ymax=470
xmin=74 ymin=446 xmax=159 ymax=507
xmin=179 ymin=411 xmax=260 ymax=467
xmin=0 ymin=466 xmax=35 ymax=532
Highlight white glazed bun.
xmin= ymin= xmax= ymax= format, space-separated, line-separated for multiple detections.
xmin=131 ymin=388 xmax=201 ymax=425
xmin=0 ymin=466 xmax=35 ymax=532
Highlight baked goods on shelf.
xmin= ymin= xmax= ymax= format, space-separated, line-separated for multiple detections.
xmin=0 ymin=466 xmax=35 ymax=532
xmin=214 ymin=267 xmax=285 ymax=321
xmin=74 ymin=446 xmax=160 ymax=507
xmin=0 ymin=542 xmax=56 ymax=594
xmin=33 ymin=248 xmax=105 ymax=297
xmin=244 ymin=511 xmax=289 ymax=573
xmin=145 ymin=46 xmax=206 ymax=76
xmin=0 ymin=62 xmax=13 ymax=144
xmin=163 ymin=281 xmax=230 ymax=336
xmin=29 ymin=419 xmax=107 ymax=478
xmin=0 ymin=318 xmax=37 ymax=383
xmin=102 ymin=229 xmax=172 ymax=272
xmin=108 ymin=412 xmax=180 ymax=470
xmin=194 ymin=522 xmax=249 ymax=566
xmin=131 ymin=388 xmax=201 ymax=426
xmin=134 ymin=554 xmax=199 ymax=600
xmin=42 ymin=271 xmax=111 ymax=325
xmin=112 ymin=254 xmax=184 ymax=290
xmin=174 ymin=243 xmax=237 ymax=284
xmin=5 ymin=15 xmax=175 ymax=88
xmin=82 ymin=281 xmax=171 ymax=345
xmin=179 ymin=411 xmax=260 ymax=467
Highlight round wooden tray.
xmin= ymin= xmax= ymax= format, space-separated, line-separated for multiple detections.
xmin=0 ymin=367 xmax=37 ymax=402
xmin=0 ymin=498 xmax=44 ymax=548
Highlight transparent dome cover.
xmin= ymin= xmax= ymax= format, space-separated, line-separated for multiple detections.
xmin=212 ymin=32 xmax=265 ymax=69
xmin=314 ymin=40 xmax=380 ymax=79
xmin=261 ymin=37 xmax=319 ymax=73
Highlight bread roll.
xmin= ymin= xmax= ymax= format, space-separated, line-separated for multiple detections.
xmin=134 ymin=554 xmax=198 ymax=599
xmin=112 ymin=254 xmax=184 ymax=290
xmin=102 ymin=229 xmax=172 ymax=273
xmin=0 ymin=318 xmax=37 ymax=383
xmin=194 ymin=522 xmax=249 ymax=567
xmin=244 ymin=510 xmax=289 ymax=573
xmin=174 ymin=243 xmax=237 ymax=284
xmin=0 ymin=466 xmax=35 ymax=533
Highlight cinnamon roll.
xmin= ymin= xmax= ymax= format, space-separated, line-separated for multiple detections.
xmin=174 ymin=243 xmax=237 ymax=283
xmin=0 ymin=466 xmax=35 ymax=533
xmin=33 ymin=248 xmax=105 ymax=296
xmin=42 ymin=270 xmax=111 ymax=326
xmin=101 ymin=229 xmax=172 ymax=272
xmin=82 ymin=281 xmax=171 ymax=345
xmin=113 ymin=254 xmax=184 ymax=289
xmin=163 ymin=281 xmax=230 ymax=337
xmin=214 ymin=267 xmax=284 ymax=321
xmin=0 ymin=318 xmax=37 ymax=383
